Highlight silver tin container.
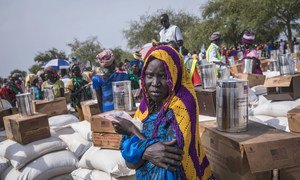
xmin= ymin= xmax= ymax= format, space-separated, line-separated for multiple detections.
xmin=16 ymin=93 xmax=34 ymax=116
xmin=294 ymin=44 xmax=299 ymax=53
xmin=44 ymin=86 xmax=55 ymax=101
xmin=112 ymin=80 xmax=133 ymax=111
xmin=279 ymin=54 xmax=295 ymax=75
xmin=218 ymin=66 xmax=230 ymax=80
xmin=216 ymin=79 xmax=248 ymax=132
xmin=243 ymin=58 xmax=253 ymax=74
xmin=200 ymin=63 xmax=217 ymax=89
xmin=269 ymin=60 xmax=279 ymax=72
xmin=228 ymin=56 xmax=235 ymax=66
xmin=270 ymin=50 xmax=279 ymax=61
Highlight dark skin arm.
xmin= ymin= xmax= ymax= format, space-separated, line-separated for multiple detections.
xmin=95 ymin=89 xmax=102 ymax=113
xmin=112 ymin=117 xmax=184 ymax=171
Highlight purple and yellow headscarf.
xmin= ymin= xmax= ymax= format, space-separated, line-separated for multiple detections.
xmin=135 ymin=45 xmax=212 ymax=179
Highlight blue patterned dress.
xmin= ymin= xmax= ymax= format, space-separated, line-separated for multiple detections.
xmin=121 ymin=110 xmax=183 ymax=180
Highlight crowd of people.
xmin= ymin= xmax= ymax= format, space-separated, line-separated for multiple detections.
xmin=0 ymin=13 xmax=299 ymax=179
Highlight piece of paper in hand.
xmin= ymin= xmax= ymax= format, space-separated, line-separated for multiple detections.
xmin=108 ymin=111 xmax=143 ymax=132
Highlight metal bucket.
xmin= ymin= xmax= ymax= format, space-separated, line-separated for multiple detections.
xmin=216 ymin=79 xmax=248 ymax=132
xmin=218 ymin=66 xmax=230 ymax=80
xmin=294 ymin=44 xmax=299 ymax=53
xmin=279 ymin=54 xmax=294 ymax=75
xmin=200 ymin=63 xmax=217 ymax=89
xmin=269 ymin=60 xmax=279 ymax=72
xmin=270 ymin=50 xmax=279 ymax=61
xmin=228 ymin=56 xmax=235 ymax=66
xmin=112 ymin=80 xmax=133 ymax=111
xmin=44 ymin=86 xmax=55 ymax=101
xmin=243 ymin=58 xmax=253 ymax=74
xmin=16 ymin=93 xmax=34 ymax=116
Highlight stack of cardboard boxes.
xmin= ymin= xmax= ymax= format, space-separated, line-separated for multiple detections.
xmin=91 ymin=111 xmax=135 ymax=149
xmin=80 ymin=100 xmax=101 ymax=121
xmin=3 ymin=96 xmax=69 ymax=145
xmin=3 ymin=113 xmax=50 ymax=144
xmin=237 ymin=73 xmax=266 ymax=88
xmin=32 ymin=97 xmax=68 ymax=117
xmin=91 ymin=112 xmax=122 ymax=149
xmin=264 ymin=74 xmax=300 ymax=101
xmin=200 ymin=120 xmax=300 ymax=180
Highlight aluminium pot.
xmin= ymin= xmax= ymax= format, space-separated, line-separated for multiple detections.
xmin=216 ymin=79 xmax=248 ymax=132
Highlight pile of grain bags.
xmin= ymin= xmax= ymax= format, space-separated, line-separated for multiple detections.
xmin=0 ymin=137 xmax=77 ymax=179
xmin=249 ymin=95 xmax=300 ymax=132
xmin=69 ymin=120 xmax=135 ymax=180
xmin=0 ymin=114 xmax=81 ymax=179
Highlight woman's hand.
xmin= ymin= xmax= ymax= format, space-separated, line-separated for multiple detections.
xmin=112 ymin=116 xmax=139 ymax=136
xmin=142 ymin=139 xmax=184 ymax=171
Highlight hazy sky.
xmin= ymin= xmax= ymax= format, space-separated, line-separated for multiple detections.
xmin=0 ymin=0 xmax=207 ymax=78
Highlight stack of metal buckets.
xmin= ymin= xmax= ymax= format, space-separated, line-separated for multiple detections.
xmin=199 ymin=62 xmax=249 ymax=132
xmin=269 ymin=47 xmax=299 ymax=76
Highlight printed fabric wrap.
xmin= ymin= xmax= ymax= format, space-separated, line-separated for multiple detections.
xmin=135 ymin=45 xmax=213 ymax=180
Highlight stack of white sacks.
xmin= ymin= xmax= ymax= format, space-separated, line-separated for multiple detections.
xmin=0 ymin=113 xmax=135 ymax=179
xmin=249 ymin=85 xmax=300 ymax=132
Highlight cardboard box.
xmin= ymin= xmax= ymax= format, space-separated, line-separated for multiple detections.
xmin=194 ymin=87 xmax=216 ymax=116
xmin=33 ymin=97 xmax=68 ymax=117
xmin=264 ymin=74 xmax=300 ymax=101
xmin=0 ymin=108 xmax=18 ymax=131
xmin=230 ymin=63 xmax=243 ymax=76
xmin=91 ymin=110 xmax=136 ymax=133
xmin=237 ymin=73 xmax=266 ymax=88
xmin=200 ymin=120 xmax=300 ymax=180
xmin=280 ymin=166 xmax=300 ymax=179
xmin=3 ymin=113 xmax=50 ymax=144
xmin=291 ymin=52 xmax=300 ymax=58
xmin=81 ymin=100 xmax=101 ymax=121
xmin=260 ymin=58 xmax=270 ymax=72
xmin=287 ymin=105 xmax=300 ymax=133
xmin=295 ymin=62 xmax=300 ymax=73
xmin=92 ymin=132 xmax=122 ymax=149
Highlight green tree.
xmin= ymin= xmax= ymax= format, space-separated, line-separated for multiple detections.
xmin=123 ymin=10 xmax=199 ymax=50
xmin=263 ymin=0 xmax=300 ymax=52
xmin=10 ymin=69 xmax=27 ymax=78
xmin=67 ymin=36 xmax=102 ymax=66
xmin=28 ymin=64 xmax=42 ymax=74
xmin=111 ymin=47 xmax=133 ymax=63
xmin=201 ymin=0 xmax=300 ymax=48
xmin=34 ymin=48 xmax=67 ymax=64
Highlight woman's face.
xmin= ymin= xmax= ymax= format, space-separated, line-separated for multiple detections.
xmin=145 ymin=59 xmax=169 ymax=103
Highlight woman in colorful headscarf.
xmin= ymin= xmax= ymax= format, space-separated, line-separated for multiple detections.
xmin=242 ymin=33 xmax=263 ymax=74
xmin=112 ymin=45 xmax=214 ymax=179
xmin=67 ymin=64 xmax=92 ymax=120
xmin=25 ymin=74 xmax=43 ymax=100
xmin=41 ymin=67 xmax=65 ymax=98
xmin=93 ymin=49 xmax=129 ymax=112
